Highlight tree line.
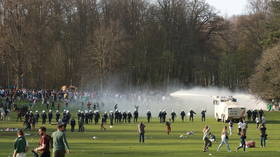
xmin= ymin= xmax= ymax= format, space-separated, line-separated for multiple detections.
xmin=0 ymin=0 xmax=279 ymax=100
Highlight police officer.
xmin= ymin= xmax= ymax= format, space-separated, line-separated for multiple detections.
xmin=34 ymin=110 xmax=40 ymax=123
xmin=48 ymin=110 xmax=53 ymax=124
xmin=127 ymin=111 xmax=132 ymax=123
xmin=109 ymin=111 xmax=114 ymax=125
xmin=189 ymin=109 xmax=196 ymax=122
xmin=41 ymin=110 xmax=47 ymax=124
xmin=201 ymin=110 xmax=206 ymax=122
xmin=56 ymin=110 xmax=60 ymax=122
xmin=147 ymin=110 xmax=152 ymax=123
xmin=180 ymin=110 xmax=186 ymax=121
xmin=133 ymin=110 xmax=138 ymax=123
xmin=70 ymin=118 xmax=76 ymax=132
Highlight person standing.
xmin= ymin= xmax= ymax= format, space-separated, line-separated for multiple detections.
xmin=201 ymin=110 xmax=206 ymax=122
xmin=41 ymin=111 xmax=47 ymax=125
xmin=171 ymin=111 xmax=176 ymax=123
xmin=237 ymin=120 xmax=242 ymax=135
xmin=189 ymin=110 xmax=196 ymax=122
xmin=48 ymin=110 xmax=53 ymax=124
xmin=138 ymin=122 xmax=145 ymax=143
xmin=109 ymin=111 xmax=114 ymax=125
xmin=147 ymin=110 xmax=152 ymax=123
xmin=217 ymin=126 xmax=231 ymax=152
xmin=133 ymin=110 xmax=139 ymax=123
xmin=32 ymin=127 xmax=51 ymax=157
xmin=100 ymin=116 xmax=106 ymax=131
xmin=13 ymin=129 xmax=28 ymax=157
xmin=180 ymin=110 xmax=186 ymax=121
xmin=51 ymin=122 xmax=70 ymax=157
xmin=56 ymin=111 xmax=60 ymax=122
xmin=260 ymin=124 xmax=267 ymax=147
xmin=228 ymin=120 xmax=233 ymax=136
xmin=236 ymin=131 xmax=247 ymax=152
xmin=70 ymin=118 xmax=76 ymax=132
xmin=256 ymin=117 xmax=260 ymax=128
xmin=246 ymin=110 xmax=252 ymax=121
xmin=202 ymin=125 xmax=211 ymax=152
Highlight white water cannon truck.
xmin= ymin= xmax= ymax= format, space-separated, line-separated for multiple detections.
xmin=213 ymin=96 xmax=246 ymax=122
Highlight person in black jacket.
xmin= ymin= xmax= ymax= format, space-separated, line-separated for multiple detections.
xmin=180 ymin=110 xmax=186 ymax=121
xmin=70 ymin=118 xmax=76 ymax=132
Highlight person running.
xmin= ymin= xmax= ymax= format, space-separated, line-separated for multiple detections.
xmin=217 ymin=126 xmax=231 ymax=152
xmin=236 ymin=131 xmax=246 ymax=152
xmin=202 ymin=125 xmax=211 ymax=152
xmin=32 ymin=127 xmax=51 ymax=157
xmin=51 ymin=122 xmax=70 ymax=157
xmin=13 ymin=129 xmax=28 ymax=157
xmin=165 ymin=119 xmax=171 ymax=135
xmin=260 ymin=124 xmax=267 ymax=147
xmin=138 ymin=122 xmax=145 ymax=143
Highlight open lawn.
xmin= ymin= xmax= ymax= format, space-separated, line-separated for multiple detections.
xmin=1 ymin=111 xmax=280 ymax=157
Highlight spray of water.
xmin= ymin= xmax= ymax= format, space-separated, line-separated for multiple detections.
xmin=70 ymin=87 xmax=267 ymax=117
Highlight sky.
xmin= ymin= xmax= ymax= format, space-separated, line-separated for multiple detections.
xmin=206 ymin=0 xmax=249 ymax=17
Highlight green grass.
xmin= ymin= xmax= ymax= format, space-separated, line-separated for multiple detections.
xmin=1 ymin=110 xmax=280 ymax=157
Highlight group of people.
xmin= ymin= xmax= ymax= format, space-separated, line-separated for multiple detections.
xmin=201 ymin=118 xmax=268 ymax=153
xmin=13 ymin=121 xmax=70 ymax=157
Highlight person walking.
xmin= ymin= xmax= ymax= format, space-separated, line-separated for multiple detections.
xmin=138 ymin=122 xmax=145 ymax=143
xmin=13 ymin=129 xmax=28 ymax=157
xmin=32 ymin=127 xmax=51 ymax=157
xmin=260 ymin=124 xmax=267 ymax=147
xmin=51 ymin=122 xmax=70 ymax=157
xmin=217 ymin=126 xmax=231 ymax=152
xmin=202 ymin=125 xmax=211 ymax=152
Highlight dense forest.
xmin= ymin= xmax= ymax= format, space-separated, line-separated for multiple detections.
xmin=0 ymin=0 xmax=279 ymax=100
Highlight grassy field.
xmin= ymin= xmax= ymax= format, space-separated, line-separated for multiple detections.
xmin=1 ymin=111 xmax=280 ymax=157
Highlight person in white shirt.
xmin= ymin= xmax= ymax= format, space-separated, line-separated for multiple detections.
xmin=256 ymin=117 xmax=260 ymax=128
xmin=228 ymin=120 xmax=233 ymax=136
xmin=237 ymin=120 xmax=243 ymax=135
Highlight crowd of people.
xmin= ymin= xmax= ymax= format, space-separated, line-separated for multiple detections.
xmin=0 ymin=88 xmax=272 ymax=157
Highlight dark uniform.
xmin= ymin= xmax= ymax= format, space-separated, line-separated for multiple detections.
xmin=147 ymin=111 xmax=152 ymax=123
xmin=133 ymin=110 xmax=138 ymax=123
xmin=180 ymin=111 xmax=186 ymax=121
